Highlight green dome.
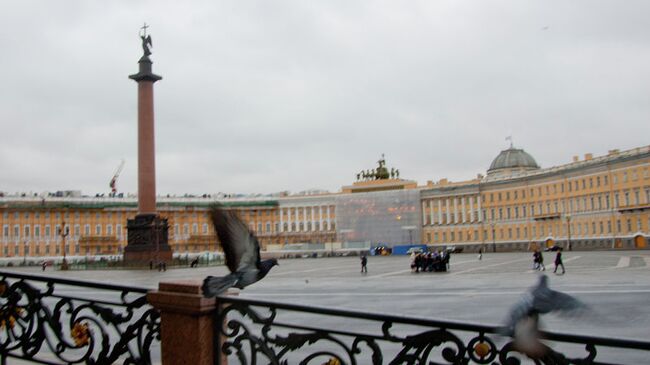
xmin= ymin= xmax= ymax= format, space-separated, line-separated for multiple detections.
xmin=488 ymin=148 xmax=539 ymax=173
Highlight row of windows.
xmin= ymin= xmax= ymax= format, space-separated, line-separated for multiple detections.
xmin=2 ymin=224 xmax=123 ymax=238
xmin=1 ymin=211 xmax=127 ymax=220
xmin=426 ymin=217 xmax=649 ymax=243
xmin=0 ymin=243 xmax=121 ymax=256
xmin=427 ymin=188 xmax=649 ymax=225
xmin=481 ymin=168 xmax=649 ymax=204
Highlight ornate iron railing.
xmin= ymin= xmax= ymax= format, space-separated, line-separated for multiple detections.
xmin=0 ymin=271 xmax=159 ymax=365
xmin=215 ymin=296 xmax=650 ymax=365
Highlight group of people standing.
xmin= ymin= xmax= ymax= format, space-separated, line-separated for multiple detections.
xmin=532 ymin=248 xmax=565 ymax=274
xmin=410 ymin=251 xmax=450 ymax=273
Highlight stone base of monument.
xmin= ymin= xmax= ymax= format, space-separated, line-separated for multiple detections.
xmin=124 ymin=213 xmax=173 ymax=264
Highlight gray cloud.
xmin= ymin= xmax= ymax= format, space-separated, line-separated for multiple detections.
xmin=1 ymin=1 xmax=649 ymax=196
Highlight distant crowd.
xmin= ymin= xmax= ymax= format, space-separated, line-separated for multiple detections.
xmin=410 ymin=251 xmax=450 ymax=273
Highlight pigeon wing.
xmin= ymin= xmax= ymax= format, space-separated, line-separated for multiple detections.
xmin=502 ymin=294 xmax=534 ymax=335
xmin=210 ymin=205 xmax=260 ymax=273
xmin=531 ymin=287 xmax=587 ymax=315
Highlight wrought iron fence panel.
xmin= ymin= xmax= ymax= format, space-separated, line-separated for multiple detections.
xmin=0 ymin=271 xmax=159 ymax=365
xmin=215 ymin=296 xmax=650 ymax=365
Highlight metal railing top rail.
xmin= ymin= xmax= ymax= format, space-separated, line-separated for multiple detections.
xmin=216 ymin=295 xmax=650 ymax=351
xmin=0 ymin=270 xmax=151 ymax=293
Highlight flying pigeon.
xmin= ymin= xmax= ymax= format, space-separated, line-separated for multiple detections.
xmin=202 ymin=205 xmax=279 ymax=297
xmin=502 ymin=275 xmax=588 ymax=357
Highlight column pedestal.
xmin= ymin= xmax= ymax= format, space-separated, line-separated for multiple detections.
xmin=124 ymin=214 xmax=172 ymax=264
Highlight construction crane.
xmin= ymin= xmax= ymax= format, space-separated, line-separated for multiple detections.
xmin=109 ymin=160 xmax=125 ymax=197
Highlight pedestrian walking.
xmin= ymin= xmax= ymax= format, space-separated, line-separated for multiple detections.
xmin=532 ymin=250 xmax=540 ymax=270
xmin=554 ymin=248 xmax=565 ymax=274
xmin=538 ymin=250 xmax=546 ymax=271
xmin=478 ymin=248 xmax=483 ymax=261
xmin=360 ymin=255 xmax=368 ymax=273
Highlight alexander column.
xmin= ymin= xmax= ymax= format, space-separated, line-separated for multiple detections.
xmin=124 ymin=24 xmax=172 ymax=264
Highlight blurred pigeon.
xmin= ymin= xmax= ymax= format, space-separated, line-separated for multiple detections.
xmin=502 ymin=275 xmax=588 ymax=357
xmin=202 ymin=205 xmax=279 ymax=297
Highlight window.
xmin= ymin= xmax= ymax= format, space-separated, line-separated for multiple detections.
xmin=596 ymin=176 xmax=601 ymax=187
xmin=95 ymin=225 xmax=101 ymax=235
xmin=203 ymin=223 xmax=209 ymax=234
xmin=35 ymin=225 xmax=40 ymax=237
xmin=24 ymin=225 xmax=30 ymax=237
xmin=192 ymin=223 xmax=199 ymax=235
xmin=45 ymin=225 xmax=51 ymax=237
xmin=14 ymin=225 xmax=19 ymax=237
xmin=3 ymin=225 xmax=9 ymax=237
xmin=74 ymin=225 xmax=80 ymax=237
xmin=183 ymin=224 xmax=189 ymax=235
xmin=84 ymin=224 xmax=90 ymax=236
xmin=116 ymin=224 xmax=122 ymax=239
xmin=174 ymin=224 xmax=180 ymax=236
xmin=106 ymin=225 xmax=113 ymax=236
xmin=604 ymin=175 xmax=609 ymax=185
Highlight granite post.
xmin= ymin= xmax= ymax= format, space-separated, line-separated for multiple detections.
xmin=147 ymin=281 xmax=234 ymax=365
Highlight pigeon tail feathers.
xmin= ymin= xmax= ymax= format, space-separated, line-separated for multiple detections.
xmin=202 ymin=274 xmax=239 ymax=297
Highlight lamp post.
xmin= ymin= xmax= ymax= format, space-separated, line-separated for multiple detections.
xmin=565 ymin=214 xmax=572 ymax=251
xmin=339 ymin=229 xmax=354 ymax=256
xmin=490 ymin=222 xmax=497 ymax=252
xmin=58 ymin=221 xmax=70 ymax=270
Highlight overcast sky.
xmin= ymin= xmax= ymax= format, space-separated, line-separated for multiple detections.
xmin=1 ymin=1 xmax=649 ymax=196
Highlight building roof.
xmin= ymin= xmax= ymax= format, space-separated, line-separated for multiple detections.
xmin=487 ymin=147 xmax=540 ymax=173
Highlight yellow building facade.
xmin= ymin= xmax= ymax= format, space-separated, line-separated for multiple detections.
xmin=0 ymin=145 xmax=648 ymax=261
xmin=421 ymin=146 xmax=650 ymax=251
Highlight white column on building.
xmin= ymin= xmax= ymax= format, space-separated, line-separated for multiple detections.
xmin=318 ymin=205 xmax=325 ymax=231
xmin=460 ymin=196 xmax=467 ymax=223
xmin=326 ymin=205 xmax=331 ymax=230
xmin=469 ymin=196 xmax=474 ymax=223
xmin=438 ymin=199 xmax=443 ymax=225
xmin=478 ymin=196 xmax=483 ymax=222
xmin=429 ymin=199 xmax=435 ymax=225
xmin=280 ymin=208 xmax=284 ymax=232
xmin=453 ymin=198 xmax=458 ymax=224
xmin=311 ymin=206 xmax=316 ymax=231
xmin=302 ymin=207 xmax=308 ymax=232
xmin=446 ymin=198 xmax=451 ymax=224
xmin=422 ymin=201 xmax=427 ymax=225
xmin=288 ymin=207 xmax=293 ymax=232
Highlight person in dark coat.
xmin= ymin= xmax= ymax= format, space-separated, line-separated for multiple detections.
xmin=360 ymin=255 xmax=368 ymax=273
xmin=537 ymin=250 xmax=546 ymax=271
xmin=553 ymin=248 xmax=565 ymax=274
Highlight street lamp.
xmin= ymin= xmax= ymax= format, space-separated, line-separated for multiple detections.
xmin=339 ymin=229 xmax=354 ymax=256
xmin=58 ymin=222 xmax=69 ymax=270
xmin=401 ymin=226 xmax=417 ymax=245
xmin=490 ymin=222 xmax=497 ymax=253
xmin=565 ymin=214 xmax=572 ymax=251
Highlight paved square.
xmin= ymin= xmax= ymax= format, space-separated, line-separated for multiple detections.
xmin=6 ymin=250 xmax=650 ymax=363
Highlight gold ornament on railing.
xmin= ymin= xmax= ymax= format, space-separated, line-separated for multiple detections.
xmin=71 ymin=321 xmax=91 ymax=347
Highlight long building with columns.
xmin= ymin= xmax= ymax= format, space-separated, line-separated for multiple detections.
xmin=1 ymin=145 xmax=649 ymax=260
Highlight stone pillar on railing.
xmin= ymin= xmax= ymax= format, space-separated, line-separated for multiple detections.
xmin=147 ymin=280 xmax=233 ymax=365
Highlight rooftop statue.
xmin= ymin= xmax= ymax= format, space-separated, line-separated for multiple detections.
xmin=139 ymin=23 xmax=153 ymax=57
